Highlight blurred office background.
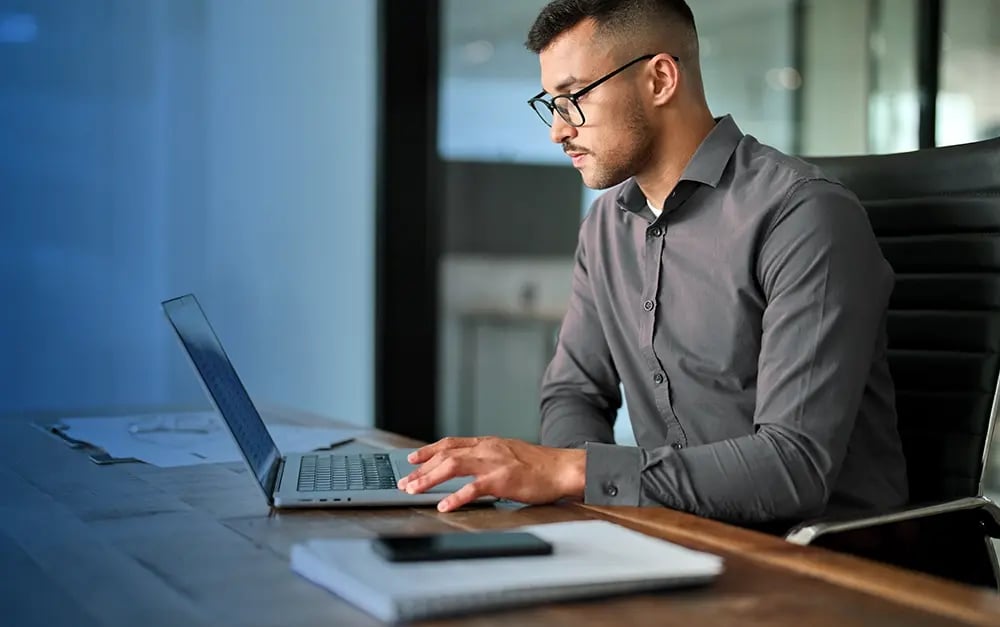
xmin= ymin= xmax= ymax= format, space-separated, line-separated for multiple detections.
xmin=2 ymin=1 xmax=1000 ymax=487
xmin=1 ymin=1 xmax=377 ymax=425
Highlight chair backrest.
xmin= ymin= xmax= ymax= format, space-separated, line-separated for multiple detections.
xmin=806 ymin=137 xmax=1000 ymax=504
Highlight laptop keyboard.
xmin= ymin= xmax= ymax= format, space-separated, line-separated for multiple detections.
xmin=296 ymin=453 xmax=398 ymax=492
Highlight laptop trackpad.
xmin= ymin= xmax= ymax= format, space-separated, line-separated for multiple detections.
xmin=393 ymin=455 xmax=474 ymax=494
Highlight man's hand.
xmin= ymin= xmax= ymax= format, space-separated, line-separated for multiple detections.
xmin=396 ymin=436 xmax=586 ymax=512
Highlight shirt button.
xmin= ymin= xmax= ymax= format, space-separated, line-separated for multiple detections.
xmin=671 ymin=442 xmax=683 ymax=450
xmin=604 ymin=483 xmax=618 ymax=497
xmin=653 ymin=373 xmax=665 ymax=385
xmin=650 ymin=227 xmax=663 ymax=237
xmin=643 ymin=300 xmax=654 ymax=312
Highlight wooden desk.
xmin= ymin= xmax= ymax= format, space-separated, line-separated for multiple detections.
xmin=3 ymin=407 xmax=1000 ymax=626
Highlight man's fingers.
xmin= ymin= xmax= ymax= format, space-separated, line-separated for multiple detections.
xmin=403 ymin=456 xmax=467 ymax=494
xmin=398 ymin=451 xmax=448 ymax=489
xmin=437 ymin=479 xmax=489 ymax=513
xmin=407 ymin=436 xmax=481 ymax=464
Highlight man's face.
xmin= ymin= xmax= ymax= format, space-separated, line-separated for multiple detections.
xmin=537 ymin=21 xmax=654 ymax=189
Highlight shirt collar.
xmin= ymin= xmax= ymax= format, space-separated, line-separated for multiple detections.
xmin=616 ymin=114 xmax=744 ymax=214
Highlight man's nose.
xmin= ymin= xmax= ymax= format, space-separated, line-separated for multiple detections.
xmin=549 ymin=114 xmax=577 ymax=144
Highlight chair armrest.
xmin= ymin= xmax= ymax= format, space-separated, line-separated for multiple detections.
xmin=785 ymin=495 xmax=1000 ymax=545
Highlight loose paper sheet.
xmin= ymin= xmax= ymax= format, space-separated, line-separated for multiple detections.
xmin=55 ymin=412 xmax=362 ymax=467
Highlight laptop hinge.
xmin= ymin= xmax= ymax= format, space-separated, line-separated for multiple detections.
xmin=266 ymin=456 xmax=285 ymax=505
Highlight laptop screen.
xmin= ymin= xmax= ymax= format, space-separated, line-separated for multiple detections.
xmin=162 ymin=294 xmax=280 ymax=496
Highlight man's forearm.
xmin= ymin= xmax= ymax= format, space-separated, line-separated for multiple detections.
xmin=584 ymin=425 xmax=830 ymax=523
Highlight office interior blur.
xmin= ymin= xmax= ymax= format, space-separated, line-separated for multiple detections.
xmin=3 ymin=0 xmax=1000 ymax=501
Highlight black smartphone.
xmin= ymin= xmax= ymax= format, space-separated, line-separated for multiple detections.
xmin=371 ymin=531 xmax=553 ymax=562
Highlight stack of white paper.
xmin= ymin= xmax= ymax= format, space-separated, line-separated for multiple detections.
xmin=291 ymin=519 xmax=724 ymax=623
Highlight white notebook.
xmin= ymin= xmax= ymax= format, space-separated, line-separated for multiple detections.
xmin=290 ymin=519 xmax=724 ymax=623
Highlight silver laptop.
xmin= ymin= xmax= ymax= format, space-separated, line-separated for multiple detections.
xmin=162 ymin=293 xmax=482 ymax=508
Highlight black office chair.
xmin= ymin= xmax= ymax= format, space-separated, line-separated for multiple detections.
xmin=786 ymin=137 xmax=1000 ymax=588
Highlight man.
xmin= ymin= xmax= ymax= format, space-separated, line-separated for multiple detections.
xmin=397 ymin=0 xmax=908 ymax=525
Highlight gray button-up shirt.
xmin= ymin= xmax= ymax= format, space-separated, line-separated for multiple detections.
xmin=539 ymin=115 xmax=908 ymax=524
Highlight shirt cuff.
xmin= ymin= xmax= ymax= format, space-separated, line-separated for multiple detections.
xmin=584 ymin=442 xmax=642 ymax=506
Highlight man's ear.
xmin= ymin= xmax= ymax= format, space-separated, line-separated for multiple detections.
xmin=649 ymin=53 xmax=680 ymax=106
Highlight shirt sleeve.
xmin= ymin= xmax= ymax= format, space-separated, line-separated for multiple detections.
xmin=584 ymin=180 xmax=894 ymax=523
xmin=539 ymin=214 xmax=621 ymax=449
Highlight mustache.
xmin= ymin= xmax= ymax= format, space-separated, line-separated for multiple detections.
xmin=562 ymin=143 xmax=588 ymax=155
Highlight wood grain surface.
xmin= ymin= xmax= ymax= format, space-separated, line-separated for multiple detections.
xmin=2 ymin=406 xmax=998 ymax=626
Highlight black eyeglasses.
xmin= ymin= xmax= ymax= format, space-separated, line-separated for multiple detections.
xmin=527 ymin=53 xmax=678 ymax=128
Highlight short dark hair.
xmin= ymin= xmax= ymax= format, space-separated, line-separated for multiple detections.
xmin=525 ymin=0 xmax=697 ymax=54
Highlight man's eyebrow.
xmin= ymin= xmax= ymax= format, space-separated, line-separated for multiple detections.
xmin=551 ymin=75 xmax=581 ymax=94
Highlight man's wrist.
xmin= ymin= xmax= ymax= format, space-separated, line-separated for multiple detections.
xmin=558 ymin=448 xmax=587 ymax=499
